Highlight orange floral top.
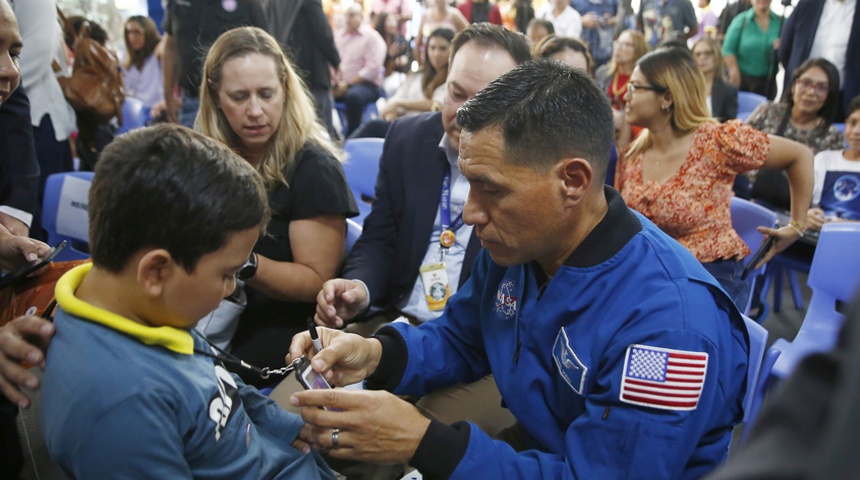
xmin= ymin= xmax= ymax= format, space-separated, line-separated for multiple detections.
xmin=616 ymin=121 xmax=769 ymax=263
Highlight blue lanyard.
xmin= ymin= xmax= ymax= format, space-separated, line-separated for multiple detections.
xmin=439 ymin=166 xmax=464 ymax=245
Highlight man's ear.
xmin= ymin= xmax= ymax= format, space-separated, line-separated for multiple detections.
xmin=137 ymin=249 xmax=175 ymax=298
xmin=559 ymin=157 xmax=593 ymax=204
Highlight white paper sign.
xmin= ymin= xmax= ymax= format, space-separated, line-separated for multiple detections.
xmin=56 ymin=176 xmax=91 ymax=241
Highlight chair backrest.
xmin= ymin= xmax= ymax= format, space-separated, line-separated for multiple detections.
xmin=345 ymin=218 xmax=362 ymax=254
xmin=799 ymin=222 xmax=860 ymax=344
xmin=41 ymin=172 xmax=95 ymax=261
xmin=730 ymin=197 xmax=778 ymax=314
xmin=117 ymin=97 xmax=148 ymax=134
xmin=342 ymin=138 xmax=384 ymax=204
xmin=741 ymin=313 xmax=768 ymax=424
xmin=832 ymin=123 xmax=845 ymax=133
xmin=736 ymin=91 xmax=768 ymax=117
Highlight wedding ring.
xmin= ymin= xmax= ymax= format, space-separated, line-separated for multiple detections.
xmin=331 ymin=428 xmax=340 ymax=448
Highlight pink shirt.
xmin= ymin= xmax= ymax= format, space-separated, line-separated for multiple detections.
xmin=334 ymin=24 xmax=387 ymax=87
xmin=371 ymin=0 xmax=411 ymax=19
xmin=616 ymin=121 xmax=769 ymax=262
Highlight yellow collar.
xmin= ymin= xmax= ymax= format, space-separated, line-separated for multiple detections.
xmin=55 ymin=263 xmax=194 ymax=355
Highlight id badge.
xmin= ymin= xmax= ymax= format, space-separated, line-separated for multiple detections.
xmin=419 ymin=262 xmax=451 ymax=311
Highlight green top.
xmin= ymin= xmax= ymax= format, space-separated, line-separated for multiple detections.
xmin=722 ymin=9 xmax=782 ymax=78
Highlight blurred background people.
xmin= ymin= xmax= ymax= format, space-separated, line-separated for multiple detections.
xmin=526 ymin=18 xmax=554 ymax=48
xmin=595 ymin=29 xmax=648 ymax=111
xmin=533 ymin=35 xmax=592 ymax=74
xmin=458 ymin=0 xmax=503 ymax=25
xmin=637 ymin=0 xmax=698 ymax=47
xmin=195 ymin=27 xmax=358 ymax=385
xmin=121 ymin=16 xmax=164 ymax=118
xmin=722 ymin=0 xmax=781 ymax=100
xmin=747 ymin=58 xmax=845 ymax=210
xmin=691 ymin=0 xmax=718 ymax=41
xmin=693 ymin=37 xmax=738 ymax=122
xmin=535 ymin=0 xmax=582 ymax=38
xmin=414 ymin=0 xmax=467 ymax=66
xmin=375 ymin=11 xmax=410 ymax=77
xmin=573 ymin=0 xmax=619 ymax=68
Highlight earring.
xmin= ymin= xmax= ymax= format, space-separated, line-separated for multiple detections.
xmin=661 ymin=104 xmax=671 ymax=113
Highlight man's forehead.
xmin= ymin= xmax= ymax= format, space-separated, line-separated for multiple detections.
xmin=449 ymin=43 xmax=516 ymax=89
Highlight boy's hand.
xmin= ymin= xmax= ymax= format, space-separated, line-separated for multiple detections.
xmin=0 ymin=316 xmax=55 ymax=408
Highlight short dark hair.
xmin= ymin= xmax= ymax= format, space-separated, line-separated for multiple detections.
xmin=783 ymin=57 xmax=842 ymax=127
xmin=89 ymin=124 xmax=270 ymax=273
xmin=527 ymin=18 xmax=555 ymax=35
xmin=449 ymin=23 xmax=531 ymax=67
xmin=849 ymin=95 xmax=860 ymax=118
xmin=457 ymin=59 xmax=614 ymax=181
xmin=534 ymin=35 xmax=594 ymax=76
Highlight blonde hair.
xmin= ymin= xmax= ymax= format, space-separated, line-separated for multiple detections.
xmin=692 ymin=37 xmax=725 ymax=82
xmin=607 ymin=30 xmax=649 ymax=77
xmin=196 ymin=27 xmax=342 ymax=190
xmin=627 ymin=48 xmax=715 ymax=157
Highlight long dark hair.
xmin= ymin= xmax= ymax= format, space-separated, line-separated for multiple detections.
xmin=123 ymin=16 xmax=161 ymax=71
xmin=422 ymin=28 xmax=455 ymax=99
xmin=782 ymin=57 xmax=841 ymax=127
xmin=374 ymin=12 xmax=395 ymax=44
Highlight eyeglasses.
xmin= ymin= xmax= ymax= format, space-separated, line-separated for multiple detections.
xmin=693 ymin=50 xmax=715 ymax=58
xmin=613 ymin=41 xmax=635 ymax=49
xmin=627 ymin=83 xmax=667 ymax=94
xmin=125 ymin=29 xmax=145 ymax=36
xmin=795 ymin=78 xmax=830 ymax=95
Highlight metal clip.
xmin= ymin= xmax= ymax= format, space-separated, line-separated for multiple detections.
xmin=261 ymin=364 xmax=295 ymax=380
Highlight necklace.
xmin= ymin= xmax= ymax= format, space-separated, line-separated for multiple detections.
xmin=609 ymin=72 xmax=629 ymax=109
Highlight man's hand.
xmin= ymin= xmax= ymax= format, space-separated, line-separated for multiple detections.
xmin=315 ymin=278 xmax=369 ymax=328
xmin=291 ymin=389 xmax=431 ymax=464
xmin=0 ymin=211 xmax=28 ymax=237
xmin=333 ymin=82 xmax=349 ymax=99
xmin=0 ymin=316 xmax=55 ymax=408
xmin=0 ymin=230 xmax=51 ymax=271
xmin=806 ymin=207 xmax=826 ymax=232
xmin=582 ymin=12 xmax=600 ymax=29
xmin=288 ymin=328 xmax=382 ymax=387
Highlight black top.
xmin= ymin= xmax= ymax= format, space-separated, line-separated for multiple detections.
xmin=164 ymin=0 xmax=268 ymax=96
xmin=231 ymin=142 xmax=357 ymax=384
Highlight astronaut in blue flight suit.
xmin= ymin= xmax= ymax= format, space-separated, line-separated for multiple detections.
xmin=289 ymin=60 xmax=750 ymax=480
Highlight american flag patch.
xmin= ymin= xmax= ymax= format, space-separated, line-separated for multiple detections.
xmin=619 ymin=344 xmax=708 ymax=411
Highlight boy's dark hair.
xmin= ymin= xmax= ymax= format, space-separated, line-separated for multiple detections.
xmin=849 ymin=95 xmax=860 ymax=118
xmin=450 ymin=23 xmax=532 ymax=67
xmin=89 ymin=124 xmax=270 ymax=273
xmin=457 ymin=59 xmax=614 ymax=182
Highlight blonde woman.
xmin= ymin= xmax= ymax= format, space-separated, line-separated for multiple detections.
xmin=196 ymin=27 xmax=358 ymax=385
xmin=692 ymin=37 xmax=738 ymax=122
xmin=615 ymin=47 xmax=813 ymax=310
xmin=594 ymin=29 xmax=648 ymax=111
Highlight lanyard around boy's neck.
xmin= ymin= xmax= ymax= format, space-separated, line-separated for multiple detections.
xmin=439 ymin=166 xmax=465 ymax=258
xmin=192 ymin=330 xmax=295 ymax=380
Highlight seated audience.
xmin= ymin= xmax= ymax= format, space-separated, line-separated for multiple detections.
xmin=457 ymin=0 xmax=503 ymax=25
xmin=333 ymin=3 xmax=387 ymax=136
xmin=692 ymin=38 xmax=738 ymax=122
xmin=350 ymin=27 xmax=454 ymax=139
xmin=616 ymin=47 xmax=813 ymax=311
xmin=535 ymin=0 xmax=582 ymax=38
xmin=195 ymin=27 xmax=358 ymax=386
xmin=595 ymin=29 xmax=648 ymax=112
xmin=572 ymin=0 xmax=619 ymax=68
xmin=375 ymin=12 xmax=410 ymax=76
xmin=747 ymin=58 xmax=845 ymax=210
xmin=121 ymin=15 xmax=165 ymax=117
xmin=533 ymin=35 xmax=593 ymax=75
xmin=380 ymin=27 xmax=453 ymax=121
xmin=293 ymin=59 xmax=751 ymax=480
xmin=40 ymin=124 xmax=335 ymax=479
xmin=806 ymin=96 xmax=860 ymax=231
xmin=414 ymin=0 xmax=468 ymax=66
xmin=525 ymin=17 xmax=554 ymax=48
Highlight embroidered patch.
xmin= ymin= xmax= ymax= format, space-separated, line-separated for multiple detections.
xmin=619 ymin=344 xmax=708 ymax=411
xmin=553 ymin=328 xmax=587 ymax=395
xmin=494 ymin=278 xmax=518 ymax=320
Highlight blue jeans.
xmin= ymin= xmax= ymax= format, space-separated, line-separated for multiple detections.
xmin=703 ymin=259 xmax=751 ymax=314
xmin=336 ymin=83 xmax=380 ymax=136
xmin=178 ymin=94 xmax=200 ymax=129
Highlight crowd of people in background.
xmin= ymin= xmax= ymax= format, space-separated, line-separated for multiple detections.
xmin=0 ymin=0 xmax=858 ymax=477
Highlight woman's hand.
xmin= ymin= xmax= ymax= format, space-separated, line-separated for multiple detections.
xmin=755 ymin=224 xmax=803 ymax=265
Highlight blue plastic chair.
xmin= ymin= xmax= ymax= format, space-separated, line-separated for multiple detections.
xmin=750 ymin=223 xmax=860 ymax=427
xmin=740 ymin=313 xmax=768 ymax=437
xmin=345 ymin=218 xmax=362 ymax=254
xmin=117 ymin=97 xmax=149 ymax=135
xmin=343 ymin=138 xmax=384 ymax=224
xmin=833 ymin=123 xmax=845 ymax=133
xmin=736 ymin=91 xmax=768 ymax=120
xmin=42 ymin=172 xmax=95 ymax=261
xmin=730 ymin=197 xmax=778 ymax=317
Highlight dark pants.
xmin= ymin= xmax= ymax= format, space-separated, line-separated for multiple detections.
xmin=336 ymin=83 xmax=380 ymax=136
xmin=741 ymin=73 xmax=778 ymax=101
xmin=33 ymin=114 xmax=73 ymax=204
xmin=703 ymin=259 xmax=751 ymax=314
xmin=310 ymin=85 xmax=335 ymax=138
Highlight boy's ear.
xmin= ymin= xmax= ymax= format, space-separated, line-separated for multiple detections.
xmin=137 ymin=249 xmax=175 ymax=298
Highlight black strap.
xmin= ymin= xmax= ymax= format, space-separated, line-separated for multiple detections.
xmin=282 ymin=0 xmax=308 ymax=42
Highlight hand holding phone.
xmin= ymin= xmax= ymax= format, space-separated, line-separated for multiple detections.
xmin=741 ymin=235 xmax=776 ymax=280
xmin=0 ymin=240 xmax=68 ymax=290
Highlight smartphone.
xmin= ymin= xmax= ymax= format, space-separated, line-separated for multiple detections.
xmin=741 ymin=235 xmax=776 ymax=280
xmin=0 ymin=240 xmax=68 ymax=290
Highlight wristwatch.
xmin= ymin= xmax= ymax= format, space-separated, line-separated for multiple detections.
xmin=237 ymin=252 xmax=258 ymax=281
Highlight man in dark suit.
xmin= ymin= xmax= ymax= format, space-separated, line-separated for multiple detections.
xmin=779 ymin=0 xmax=859 ymax=121
xmin=315 ymin=24 xmax=531 ymax=330
xmin=0 ymin=86 xmax=40 ymax=237
xmin=261 ymin=0 xmax=340 ymax=136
